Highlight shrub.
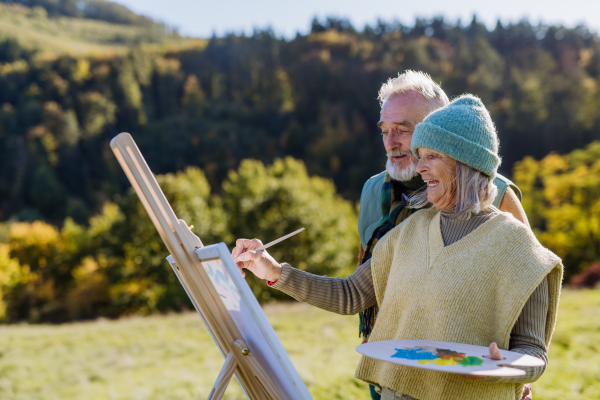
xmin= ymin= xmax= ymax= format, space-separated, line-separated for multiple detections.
xmin=570 ymin=262 xmax=600 ymax=289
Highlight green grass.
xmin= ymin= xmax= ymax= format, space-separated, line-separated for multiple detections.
xmin=0 ymin=4 xmax=200 ymax=57
xmin=535 ymin=289 xmax=600 ymax=399
xmin=0 ymin=289 xmax=598 ymax=400
xmin=0 ymin=303 xmax=367 ymax=400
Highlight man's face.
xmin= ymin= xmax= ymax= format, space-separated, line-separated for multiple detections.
xmin=378 ymin=92 xmax=432 ymax=181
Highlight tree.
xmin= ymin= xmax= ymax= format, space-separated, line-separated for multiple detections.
xmin=0 ymin=167 xmax=230 ymax=322
xmin=0 ymin=243 xmax=22 ymax=320
xmin=513 ymin=141 xmax=600 ymax=278
xmin=0 ymin=158 xmax=361 ymax=321
xmin=223 ymin=157 xmax=359 ymax=301
xmin=86 ymin=167 xmax=230 ymax=318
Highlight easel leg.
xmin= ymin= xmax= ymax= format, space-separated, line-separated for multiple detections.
xmin=208 ymin=352 xmax=238 ymax=400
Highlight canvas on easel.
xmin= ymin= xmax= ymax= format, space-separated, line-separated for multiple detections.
xmin=110 ymin=132 xmax=312 ymax=400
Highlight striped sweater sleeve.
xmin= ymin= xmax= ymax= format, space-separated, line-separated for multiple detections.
xmin=271 ymin=259 xmax=377 ymax=315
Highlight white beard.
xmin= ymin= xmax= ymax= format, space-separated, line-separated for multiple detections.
xmin=386 ymin=151 xmax=419 ymax=181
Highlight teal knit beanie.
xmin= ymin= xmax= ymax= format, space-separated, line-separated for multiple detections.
xmin=411 ymin=94 xmax=500 ymax=178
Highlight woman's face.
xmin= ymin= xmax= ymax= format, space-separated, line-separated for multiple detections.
xmin=416 ymin=148 xmax=457 ymax=209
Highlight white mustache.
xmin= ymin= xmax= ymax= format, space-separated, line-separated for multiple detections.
xmin=387 ymin=149 xmax=412 ymax=158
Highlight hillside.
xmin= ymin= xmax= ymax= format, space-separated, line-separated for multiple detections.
xmin=1 ymin=16 xmax=599 ymax=219
xmin=0 ymin=3 xmax=192 ymax=57
xmin=1 ymin=15 xmax=600 ymax=323
xmin=2 ymin=0 xmax=162 ymax=27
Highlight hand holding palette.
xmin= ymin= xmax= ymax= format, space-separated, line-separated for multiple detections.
xmin=356 ymin=340 xmax=544 ymax=377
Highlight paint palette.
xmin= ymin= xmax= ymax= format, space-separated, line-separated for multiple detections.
xmin=356 ymin=340 xmax=545 ymax=376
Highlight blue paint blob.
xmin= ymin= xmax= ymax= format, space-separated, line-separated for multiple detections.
xmin=392 ymin=346 xmax=438 ymax=360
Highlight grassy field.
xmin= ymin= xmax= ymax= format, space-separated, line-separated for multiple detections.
xmin=0 ymin=3 xmax=200 ymax=57
xmin=0 ymin=289 xmax=598 ymax=400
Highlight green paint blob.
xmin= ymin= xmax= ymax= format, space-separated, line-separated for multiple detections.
xmin=459 ymin=356 xmax=484 ymax=367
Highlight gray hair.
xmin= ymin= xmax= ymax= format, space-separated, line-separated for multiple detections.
xmin=378 ymin=70 xmax=449 ymax=112
xmin=409 ymin=161 xmax=498 ymax=219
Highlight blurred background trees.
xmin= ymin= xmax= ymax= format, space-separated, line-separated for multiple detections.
xmin=1 ymin=0 xmax=599 ymax=322
xmin=0 ymin=160 xmax=358 ymax=322
xmin=514 ymin=141 xmax=600 ymax=278
xmin=223 ymin=157 xmax=358 ymax=302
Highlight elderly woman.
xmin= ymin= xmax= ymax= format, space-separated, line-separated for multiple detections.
xmin=232 ymin=95 xmax=562 ymax=400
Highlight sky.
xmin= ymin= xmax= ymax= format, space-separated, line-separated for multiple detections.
xmin=113 ymin=0 xmax=600 ymax=38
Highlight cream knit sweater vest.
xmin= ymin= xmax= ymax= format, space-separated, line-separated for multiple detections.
xmin=354 ymin=209 xmax=563 ymax=400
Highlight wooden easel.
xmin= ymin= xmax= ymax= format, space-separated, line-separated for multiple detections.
xmin=110 ymin=132 xmax=294 ymax=400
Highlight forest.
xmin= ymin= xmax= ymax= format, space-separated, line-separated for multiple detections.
xmin=0 ymin=1 xmax=599 ymax=322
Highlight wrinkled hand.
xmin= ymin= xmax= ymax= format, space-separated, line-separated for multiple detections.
xmin=459 ymin=342 xmax=503 ymax=380
xmin=231 ymin=238 xmax=282 ymax=282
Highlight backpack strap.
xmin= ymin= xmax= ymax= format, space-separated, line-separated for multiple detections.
xmin=493 ymin=173 xmax=522 ymax=208
xmin=358 ymin=171 xmax=386 ymax=248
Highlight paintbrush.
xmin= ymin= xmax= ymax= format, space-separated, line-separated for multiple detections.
xmin=233 ymin=228 xmax=305 ymax=262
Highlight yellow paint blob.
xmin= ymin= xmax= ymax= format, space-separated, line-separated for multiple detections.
xmin=433 ymin=358 xmax=460 ymax=366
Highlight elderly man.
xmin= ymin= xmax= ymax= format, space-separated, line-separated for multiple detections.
xmin=357 ymin=71 xmax=530 ymax=400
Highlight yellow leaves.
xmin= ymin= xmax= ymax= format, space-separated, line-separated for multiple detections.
xmin=111 ymin=281 xmax=142 ymax=298
xmin=308 ymin=29 xmax=356 ymax=46
xmin=9 ymin=221 xmax=59 ymax=249
xmin=319 ymin=49 xmax=331 ymax=63
xmin=513 ymin=156 xmax=539 ymax=188
xmin=108 ymin=280 xmax=164 ymax=315
xmin=540 ymin=153 xmax=570 ymax=206
xmin=65 ymin=257 xmax=108 ymax=319
xmin=0 ymin=243 xmax=26 ymax=321
xmin=513 ymin=141 xmax=600 ymax=275
xmin=27 ymin=124 xmax=58 ymax=165
xmin=73 ymin=59 xmax=91 ymax=82
xmin=0 ymin=60 xmax=28 ymax=76
xmin=72 ymin=257 xmax=100 ymax=281
xmin=579 ymin=48 xmax=594 ymax=68
xmin=89 ymin=203 xmax=125 ymax=237
xmin=154 ymin=57 xmax=181 ymax=75
xmin=181 ymin=74 xmax=205 ymax=108
xmin=300 ymin=48 xmax=331 ymax=63
xmin=0 ymin=243 xmax=21 ymax=288
xmin=6 ymin=222 xmax=64 ymax=297
xmin=581 ymin=76 xmax=596 ymax=92
xmin=570 ymin=142 xmax=600 ymax=172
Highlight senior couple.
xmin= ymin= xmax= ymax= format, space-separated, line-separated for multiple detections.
xmin=232 ymin=72 xmax=563 ymax=400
